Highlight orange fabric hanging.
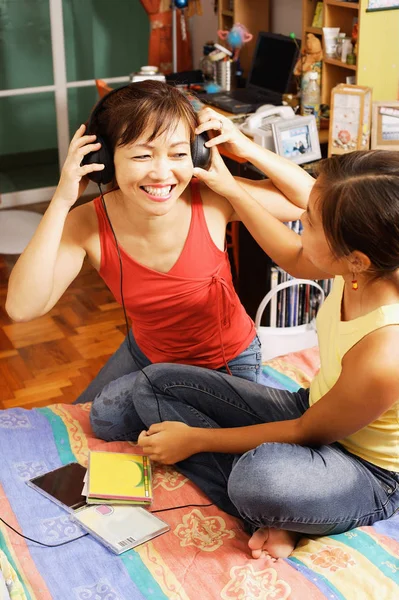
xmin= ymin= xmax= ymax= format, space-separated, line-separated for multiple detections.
xmin=140 ymin=0 xmax=193 ymax=74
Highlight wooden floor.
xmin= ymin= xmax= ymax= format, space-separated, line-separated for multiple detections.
xmin=0 ymin=254 xmax=126 ymax=409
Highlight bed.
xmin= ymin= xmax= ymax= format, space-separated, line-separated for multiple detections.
xmin=1 ymin=347 xmax=398 ymax=600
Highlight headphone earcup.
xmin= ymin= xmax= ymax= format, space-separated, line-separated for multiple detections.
xmin=191 ymin=132 xmax=211 ymax=170
xmin=81 ymin=135 xmax=115 ymax=185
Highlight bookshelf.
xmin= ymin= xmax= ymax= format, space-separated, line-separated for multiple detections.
xmin=302 ymin=1 xmax=399 ymax=105
xmin=217 ymin=0 xmax=271 ymax=78
xmin=302 ymin=0 xmax=360 ymax=105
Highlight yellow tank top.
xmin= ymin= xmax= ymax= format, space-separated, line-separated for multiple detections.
xmin=310 ymin=276 xmax=399 ymax=472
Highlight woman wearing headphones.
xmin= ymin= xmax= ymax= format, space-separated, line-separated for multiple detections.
xmin=6 ymin=81 xmax=312 ymax=442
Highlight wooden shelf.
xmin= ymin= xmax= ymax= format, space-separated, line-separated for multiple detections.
xmin=324 ymin=57 xmax=357 ymax=71
xmin=221 ymin=10 xmax=234 ymax=17
xmin=325 ymin=0 xmax=359 ymax=8
xmin=305 ymin=26 xmax=322 ymax=35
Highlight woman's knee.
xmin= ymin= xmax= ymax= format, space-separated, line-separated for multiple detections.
xmin=89 ymin=399 xmax=116 ymax=441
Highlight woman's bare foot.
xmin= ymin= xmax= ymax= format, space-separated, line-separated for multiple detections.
xmin=248 ymin=527 xmax=300 ymax=560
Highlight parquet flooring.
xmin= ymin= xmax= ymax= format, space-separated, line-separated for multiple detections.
xmin=0 ymin=253 xmax=126 ymax=409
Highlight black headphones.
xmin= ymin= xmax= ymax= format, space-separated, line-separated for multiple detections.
xmin=81 ymin=84 xmax=211 ymax=185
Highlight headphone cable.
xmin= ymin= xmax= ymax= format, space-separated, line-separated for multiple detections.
xmin=99 ymin=183 xmax=163 ymax=423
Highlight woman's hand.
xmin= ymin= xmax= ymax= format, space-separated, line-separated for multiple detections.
xmin=137 ymin=422 xmax=199 ymax=464
xmin=195 ymin=106 xmax=253 ymax=158
xmin=53 ymin=124 xmax=105 ymax=208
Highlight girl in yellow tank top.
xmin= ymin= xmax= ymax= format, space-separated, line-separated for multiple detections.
xmin=132 ymin=113 xmax=399 ymax=561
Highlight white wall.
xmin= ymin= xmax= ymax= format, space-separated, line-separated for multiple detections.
xmin=271 ymin=0 xmax=302 ymax=40
xmin=190 ymin=0 xmax=302 ymax=68
xmin=190 ymin=0 xmax=218 ymax=70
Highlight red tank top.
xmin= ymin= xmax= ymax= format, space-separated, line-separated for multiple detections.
xmin=94 ymin=179 xmax=255 ymax=368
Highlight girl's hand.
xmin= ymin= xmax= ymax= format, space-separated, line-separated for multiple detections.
xmin=53 ymin=124 xmax=105 ymax=208
xmin=195 ymin=106 xmax=252 ymax=158
xmin=137 ymin=422 xmax=199 ymax=464
xmin=193 ymin=144 xmax=240 ymax=198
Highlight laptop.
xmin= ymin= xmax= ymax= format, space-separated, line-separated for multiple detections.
xmin=202 ymin=32 xmax=300 ymax=114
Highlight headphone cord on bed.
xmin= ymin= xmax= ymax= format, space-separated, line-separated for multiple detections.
xmin=0 ymin=515 xmax=88 ymax=548
xmin=0 ymin=502 xmax=215 ymax=548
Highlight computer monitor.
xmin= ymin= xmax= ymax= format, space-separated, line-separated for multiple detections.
xmin=247 ymin=32 xmax=299 ymax=96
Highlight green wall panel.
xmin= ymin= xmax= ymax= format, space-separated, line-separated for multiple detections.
xmin=0 ymin=0 xmax=149 ymax=156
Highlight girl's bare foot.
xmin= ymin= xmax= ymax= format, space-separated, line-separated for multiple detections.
xmin=248 ymin=527 xmax=300 ymax=560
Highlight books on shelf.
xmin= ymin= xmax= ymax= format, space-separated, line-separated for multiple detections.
xmin=87 ymin=451 xmax=153 ymax=505
xmin=265 ymin=220 xmax=333 ymax=329
xmin=312 ymin=2 xmax=324 ymax=29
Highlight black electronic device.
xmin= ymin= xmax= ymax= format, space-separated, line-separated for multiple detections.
xmin=203 ymin=32 xmax=300 ymax=114
xmin=27 ymin=462 xmax=87 ymax=512
xmin=81 ymin=83 xmax=210 ymax=185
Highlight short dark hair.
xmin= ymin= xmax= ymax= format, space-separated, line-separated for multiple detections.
xmin=315 ymin=150 xmax=399 ymax=274
xmin=92 ymin=80 xmax=198 ymax=153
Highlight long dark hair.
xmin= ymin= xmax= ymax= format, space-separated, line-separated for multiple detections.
xmin=92 ymin=80 xmax=198 ymax=153
xmin=315 ymin=150 xmax=399 ymax=274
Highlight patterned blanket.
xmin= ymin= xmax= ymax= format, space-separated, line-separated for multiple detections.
xmin=0 ymin=348 xmax=398 ymax=600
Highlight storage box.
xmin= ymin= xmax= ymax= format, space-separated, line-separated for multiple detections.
xmin=328 ymin=84 xmax=372 ymax=156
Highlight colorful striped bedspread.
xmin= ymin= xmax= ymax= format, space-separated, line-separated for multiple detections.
xmin=0 ymin=347 xmax=398 ymax=600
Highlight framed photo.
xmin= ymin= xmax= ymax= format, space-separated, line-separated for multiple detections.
xmin=329 ymin=84 xmax=372 ymax=156
xmin=371 ymin=101 xmax=399 ymax=149
xmin=271 ymin=116 xmax=321 ymax=166
xmin=367 ymin=1 xmax=399 ymax=12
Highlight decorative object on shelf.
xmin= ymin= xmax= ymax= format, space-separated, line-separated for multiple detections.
xmin=367 ymin=0 xmax=399 ymax=12
xmin=294 ymin=33 xmax=323 ymax=77
xmin=301 ymin=71 xmax=321 ymax=128
xmin=293 ymin=33 xmax=323 ymax=116
xmin=371 ymin=101 xmax=399 ymax=149
xmin=341 ymin=38 xmax=353 ymax=63
xmin=346 ymin=52 xmax=356 ymax=65
xmin=217 ymin=23 xmax=253 ymax=61
xmin=312 ymin=2 xmax=324 ymax=28
xmin=130 ymin=65 xmax=166 ymax=83
xmin=329 ymin=84 xmax=372 ymax=156
xmin=322 ymin=27 xmax=340 ymax=58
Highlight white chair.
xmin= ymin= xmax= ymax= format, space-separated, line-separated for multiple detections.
xmin=0 ymin=209 xmax=42 ymax=255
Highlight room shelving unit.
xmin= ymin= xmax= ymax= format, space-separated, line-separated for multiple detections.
xmin=302 ymin=0 xmax=360 ymax=105
xmin=302 ymin=0 xmax=399 ymax=105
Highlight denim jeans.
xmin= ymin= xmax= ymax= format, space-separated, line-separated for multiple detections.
xmin=87 ymin=332 xmax=262 ymax=442
xmin=132 ymin=363 xmax=399 ymax=536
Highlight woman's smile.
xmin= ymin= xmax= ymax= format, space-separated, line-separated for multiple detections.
xmin=140 ymin=184 xmax=177 ymax=202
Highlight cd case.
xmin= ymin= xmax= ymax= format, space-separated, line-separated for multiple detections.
xmin=72 ymin=504 xmax=170 ymax=554
xmin=26 ymin=462 xmax=169 ymax=554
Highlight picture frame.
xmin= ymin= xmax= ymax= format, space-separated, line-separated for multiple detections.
xmin=271 ymin=115 xmax=321 ymax=166
xmin=328 ymin=84 xmax=372 ymax=156
xmin=367 ymin=1 xmax=399 ymax=12
xmin=371 ymin=101 xmax=399 ymax=150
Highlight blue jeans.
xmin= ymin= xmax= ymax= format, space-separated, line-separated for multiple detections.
xmin=87 ymin=332 xmax=262 ymax=441
xmin=132 ymin=363 xmax=399 ymax=536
